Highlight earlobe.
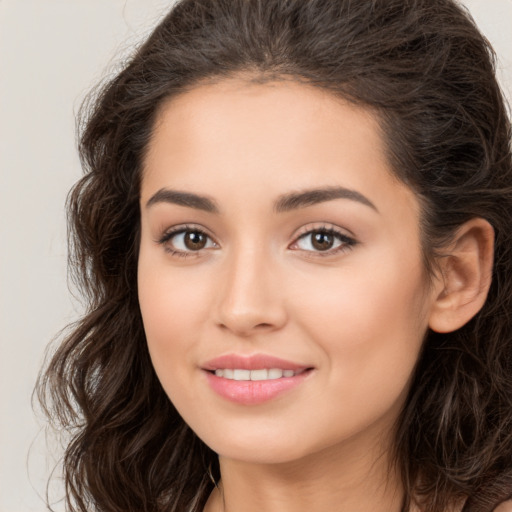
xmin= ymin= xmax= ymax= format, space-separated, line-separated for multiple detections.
xmin=428 ymin=218 xmax=494 ymax=334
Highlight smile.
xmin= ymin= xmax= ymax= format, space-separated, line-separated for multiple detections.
xmin=202 ymin=354 xmax=313 ymax=404
xmin=213 ymin=368 xmax=302 ymax=380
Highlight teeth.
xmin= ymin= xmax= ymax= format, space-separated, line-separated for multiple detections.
xmin=268 ymin=368 xmax=283 ymax=379
xmin=213 ymin=368 xmax=299 ymax=381
xmin=233 ymin=369 xmax=251 ymax=381
xmin=250 ymin=369 xmax=268 ymax=381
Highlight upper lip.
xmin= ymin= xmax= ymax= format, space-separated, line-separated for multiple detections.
xmin=202 ymin=353 xmax=311 ymax=372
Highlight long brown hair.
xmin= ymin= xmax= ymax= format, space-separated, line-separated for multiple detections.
xmin=37 ymin=1 xmax=512 ymax=511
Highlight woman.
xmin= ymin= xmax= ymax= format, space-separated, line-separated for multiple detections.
xmin=38 ymin=0 xmax=512 ymax=511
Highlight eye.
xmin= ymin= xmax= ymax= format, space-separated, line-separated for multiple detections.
xmin=291 ymin=227 xmax=356 ymax=255
xmin=158 ymin=226 xmax=217 ymax=254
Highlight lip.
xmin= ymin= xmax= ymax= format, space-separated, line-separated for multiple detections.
xmin=202 ymin=353 xmax=310 ymax=372
xmin=202 ymin=353 xmax=313 ymax=405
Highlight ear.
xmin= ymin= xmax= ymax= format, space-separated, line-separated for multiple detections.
xmin=428 ymin=218 xmax=494 ymax=333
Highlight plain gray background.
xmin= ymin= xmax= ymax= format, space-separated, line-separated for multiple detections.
xmin=1 ymin=1 xmax=511 ymax=510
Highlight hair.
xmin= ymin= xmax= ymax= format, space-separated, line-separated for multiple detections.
xmin=37 ymin=0 xmax=512 ymax=511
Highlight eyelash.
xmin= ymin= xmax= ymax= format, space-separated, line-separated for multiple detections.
xmin=157 ymin=224 xmax=215 ymax=258
xmin=156 ymin=224 xmax=357 ymax=258
xmin=291 ymin=226 xmax=357 ymax=257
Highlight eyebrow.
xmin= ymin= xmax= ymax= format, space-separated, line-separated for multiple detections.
xmin=274 ymin=186 xmax=377 ymax=213
xmin=145 ymin=186 xmax=377 ymax=214
xmin=146 ymin=189 xmax=219 ymax=213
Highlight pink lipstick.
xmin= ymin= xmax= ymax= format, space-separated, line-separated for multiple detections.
xmin=202 ymin=353 xmax=313 ymax=405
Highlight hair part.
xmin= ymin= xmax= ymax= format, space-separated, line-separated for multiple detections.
xmin=37 ymin=1 xmax=512 ymax=511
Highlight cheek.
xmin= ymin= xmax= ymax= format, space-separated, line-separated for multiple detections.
xmin=290 ymin=250 xmax=429 ymax=411
xmin=137 ymin=252 xmax=213 ymax=387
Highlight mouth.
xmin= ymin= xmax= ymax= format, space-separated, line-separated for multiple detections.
xmin=208 ymin=368 xmax=309 ymax=380
xmin=202 ymin=354 xmax=314 ymax=404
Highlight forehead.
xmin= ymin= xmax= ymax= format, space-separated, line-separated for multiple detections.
xmin=146 ymin=78 xmax=383 ymax=165
xmin=141 ymin=78 xmax=418 ymax=222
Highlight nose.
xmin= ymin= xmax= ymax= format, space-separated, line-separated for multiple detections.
xmin=215 ymin=246 xmax=288 ymax=337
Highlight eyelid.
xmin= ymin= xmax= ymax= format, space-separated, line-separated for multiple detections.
xmin=155 ymin=222 xmax=356 ymax=258
xmin=156 ymin=223 xmax=213 ymax=241
xmin=156 ymin=223 xmax=219 ymax=255
xmin=292 ymin=222 xmax=356 ymax=240
xmin=288 ymin=223 xmax=357 ymax=255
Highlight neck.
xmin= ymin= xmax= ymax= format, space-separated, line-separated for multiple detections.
xmin=204 ymin=431 xmax=404 ymax=512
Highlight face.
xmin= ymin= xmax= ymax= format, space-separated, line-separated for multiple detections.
xmin=138 ymin=79 xmax=437 ymax=465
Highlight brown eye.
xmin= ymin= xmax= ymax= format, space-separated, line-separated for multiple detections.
xmin=159 ymin=227 xmax=216 ymax=253
xmin=311 ymin=232 xmax=335 ymax=251
xmin=184 ymin=231 xmax=207 ymax=250
xmin=293 ymin=228 xmax=356 ymax=255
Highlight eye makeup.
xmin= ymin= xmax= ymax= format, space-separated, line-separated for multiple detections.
xmin=291 ymin=226 xmax=357 ymax=257
xmin=156 ymin=223 xmax=218 ymax=258
xmin=155 ymin=221 xmax=357 ymax=260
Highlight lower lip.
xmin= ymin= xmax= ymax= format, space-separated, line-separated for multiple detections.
xmin=204 ymin=370 xmax=312 ymax=405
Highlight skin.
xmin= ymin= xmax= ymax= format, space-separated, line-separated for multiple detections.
xmin=137 ymin=78 xmax=488 ymax=511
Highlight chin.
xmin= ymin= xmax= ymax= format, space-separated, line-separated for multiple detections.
xmin=216 ymin=443 xmax=311 ymax=465
xmin=198 ymin=426 xmax=327 ymax=466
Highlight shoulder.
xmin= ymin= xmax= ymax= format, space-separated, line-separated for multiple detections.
xmin=494 ymin=500 xmax=512 ymax=512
